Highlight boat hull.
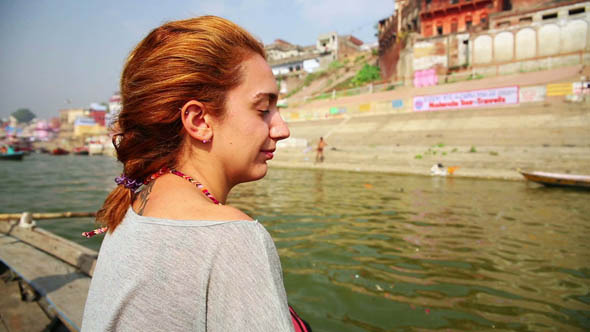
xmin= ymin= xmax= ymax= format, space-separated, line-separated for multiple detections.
xmin=51 ymin=148 xmax=69 ymax=155
xmin=0 ymin=152 xmax=24 ymax=161
xmin=520 ymin=171 xmax=590 ymax=189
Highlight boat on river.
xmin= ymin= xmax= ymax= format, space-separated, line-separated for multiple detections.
xmin=73 ymin=146 xmax=89 ymax=155
xmin=0 ymin=151 xmax=24 ymax=160
xmin=520 ymin=171 xmax=590 ymax=189
xmin=51 ymin=148 xmax=69 ymax=155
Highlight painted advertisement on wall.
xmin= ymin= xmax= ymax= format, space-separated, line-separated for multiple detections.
xmin=413 ymin=69 xmax=438 ymax=88
xmin=392 ymin=100 xmax=404 ymax=108
xmin=519 ymin=85 xmax=546 ymax=103
xmin=573 ymin=81 xmax=590 ymax=95
xmin=413 ymin=86 xmax=519 ymax=111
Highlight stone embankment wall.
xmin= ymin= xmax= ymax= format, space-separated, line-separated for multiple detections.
xmin=274 ymin=66 xmax=590 ymax=179
xmin=282 ymin=65 xmax=586 ymax=122
xmin=472 ymin=2 xmax=590 ymax=75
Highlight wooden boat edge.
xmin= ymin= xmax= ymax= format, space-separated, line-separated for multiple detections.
xmin=520 ymin=171 xmax=590 ymax=188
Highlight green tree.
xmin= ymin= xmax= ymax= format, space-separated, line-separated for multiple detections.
xmin=11 ymin=108 xmax=36 ymax=123
xmin=351 ymin=64 xmax=381 ymax=87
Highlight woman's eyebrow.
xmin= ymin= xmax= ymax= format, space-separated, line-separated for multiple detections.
xmin=252 ymin=92 xmax=278 ymax=104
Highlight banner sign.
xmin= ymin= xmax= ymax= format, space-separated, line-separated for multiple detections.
xmin=413 ymin=86 xmax=518 ymax=111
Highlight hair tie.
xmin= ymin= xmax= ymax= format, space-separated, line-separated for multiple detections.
xmin=115 ymin=174 xmax=143 ymax=191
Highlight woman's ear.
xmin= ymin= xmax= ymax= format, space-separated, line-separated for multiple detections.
xmin=180 ymin=100 xmax=213 ymax=142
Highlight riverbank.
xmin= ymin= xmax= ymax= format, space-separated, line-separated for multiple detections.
xmin=270 ymin=144 xmax=589 ymax=181
xmin=271 ymin=101 xmax=590 ymax=181
xmin=271 ymin=65 xmax=590 ymax=181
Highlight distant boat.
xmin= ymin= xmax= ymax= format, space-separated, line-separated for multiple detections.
xmin=88 ymin=142 xmax=104 ymax=156
xmin=0 ymin=152 xmax=24 ymax=161
xmin=51 ymin=148 xmax=69 ymax=155
xmin=73 ymin=147 xmax=89 ymax=155
xmin=520 ymin=171 xmax=590 ymax=189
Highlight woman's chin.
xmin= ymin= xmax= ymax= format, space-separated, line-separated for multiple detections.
xmin=251 ymin=165 xmax=269 ymax=181
xmin=238 ymin=165 xmax=268 ymax=184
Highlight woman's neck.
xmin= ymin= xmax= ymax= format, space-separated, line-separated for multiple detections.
xmin=176 ymin=153 xmax=232 ymax=204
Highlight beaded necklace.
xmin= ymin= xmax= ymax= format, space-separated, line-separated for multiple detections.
xmin=82 ymin=167 xmax=220 ymax=238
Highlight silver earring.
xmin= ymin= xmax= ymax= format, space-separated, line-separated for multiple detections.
xmin=202 ymin=139 xmax=209 ymax=144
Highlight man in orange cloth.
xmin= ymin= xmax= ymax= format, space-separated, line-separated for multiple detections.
xmin=315 ymin=137 xmax=327 ymax=163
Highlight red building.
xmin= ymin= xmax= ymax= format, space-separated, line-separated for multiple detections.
xmin=420 ymin=0 xmax=509 ymax=37
xmin=89 ymin=110 xmax=106 ymax=126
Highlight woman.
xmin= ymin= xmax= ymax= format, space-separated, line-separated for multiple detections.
xmin=82 ymin=16 xmax=309 ymax=332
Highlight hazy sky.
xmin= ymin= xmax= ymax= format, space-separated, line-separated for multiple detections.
xmin=0 ymin=0 xmax=394 ymax=120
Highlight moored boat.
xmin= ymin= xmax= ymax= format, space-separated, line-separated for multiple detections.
xmin=73 ymin=146 xmax=89 ymax=155
xmin=51 ymin=148 xmax=69 ymax=155
xmin=0 ymin=152 xmax=25 ymax=160
xmin=520 ymin=171 xmax=590 ymax=189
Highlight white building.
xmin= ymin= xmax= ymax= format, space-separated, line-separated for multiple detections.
xmin=107 ymin=92 xmax=121 ymax=128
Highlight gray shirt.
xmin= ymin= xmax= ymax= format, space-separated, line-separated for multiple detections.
xmin=82 ymin=207 xmax=294 ymax=332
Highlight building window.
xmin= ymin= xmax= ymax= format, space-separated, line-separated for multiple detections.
xmin=519 ymin=16 xmax=532 ymax=24
xmin=450 ymin=0 xmax=458 ymax=4
xmin=502 ymin=0 xmax=512 ymax=11
xmin=466 ymin=18 xmax=473 ymax=30
xmin=451 ymin=19 xmax=458 ymax=33
xmin=542 ymin=13 xmax=558 ymax=20
xmin=437 ymin=25 xmax=443 ymax=35
xmin=569 ymin=7 xmax=585 ymax=16
xmin=497 ymin=21 xmax=510 ymax=28
xmin=480 ymin=14 xmax=487 ymax=24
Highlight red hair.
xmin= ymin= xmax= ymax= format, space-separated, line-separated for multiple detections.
xmin=97 ymin=16 xmax=265 ymax=232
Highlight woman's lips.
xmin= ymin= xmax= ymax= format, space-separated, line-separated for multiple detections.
xmin=262 ymin=150 xmax=274 ymax=159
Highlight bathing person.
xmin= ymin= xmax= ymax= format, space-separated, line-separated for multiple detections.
xmin=81 ymin=16 xmax=307 ymax=331
xmin=315 ymin=137 xmax=327 ymax=163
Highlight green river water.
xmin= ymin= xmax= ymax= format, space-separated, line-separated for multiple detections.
xmin=1 ymin=153 xmax=589 ymax=331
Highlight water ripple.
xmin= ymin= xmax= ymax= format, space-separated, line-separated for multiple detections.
xmin=2 ymin=155 xmax=589 ymax=331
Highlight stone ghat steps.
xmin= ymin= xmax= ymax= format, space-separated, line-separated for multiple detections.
xmin=285 ymin=102 xmax=590 ymax=148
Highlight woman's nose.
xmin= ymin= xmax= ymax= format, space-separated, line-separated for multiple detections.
xmin=270 ymin=111 xmax=290 ymax=140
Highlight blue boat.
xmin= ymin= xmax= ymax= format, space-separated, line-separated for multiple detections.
xmin=0 ymin=151 xmax=25 ymax=160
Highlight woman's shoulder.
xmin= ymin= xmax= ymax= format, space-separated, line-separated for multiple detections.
xmin=171 ymin=203 xmax=255 ymax=224
xmin=210 ymin=204 xmax=254 ymax=221
xmin=132 ymin=176 xmax=254 ymax=222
